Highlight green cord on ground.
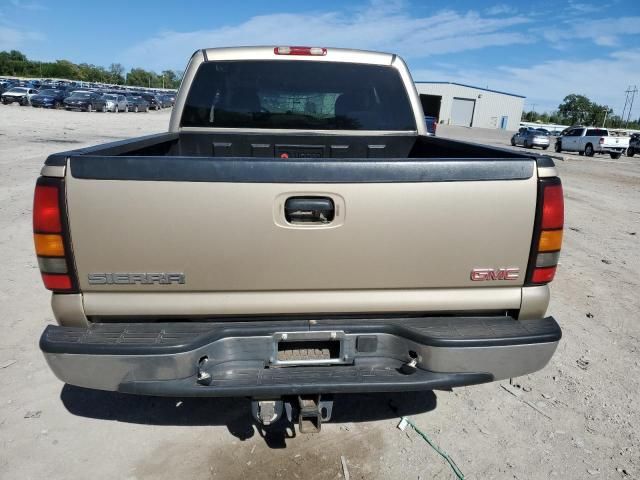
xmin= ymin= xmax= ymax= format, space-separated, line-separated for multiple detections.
xmin=402 ymin=416 xmax=465 ymax=480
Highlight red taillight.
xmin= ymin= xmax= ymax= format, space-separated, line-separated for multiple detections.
xmin=527 ymin=178 xmax=564 ymax=285
xmin=33 ymin=177 xmax=76 ymax=293
xmin=34 ymin=184 xmax=62 ymax=233
xmin=41 ymin=273 xmax=73 ymax=290
xmin=531 ymin=266 xmax=557 ymax=284
xmin=274 ymin=46 xmax=327 ymax=56
xmin=541 ymin=184 xmax=564 ymax=229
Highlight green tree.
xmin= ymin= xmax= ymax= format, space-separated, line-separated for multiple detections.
xmin=558 ymin=94 xmax=593 ymax=125
xmin=109 ymin=63 xmax=125 ymax=84
xmin=126 ymin=68 xmax=154 ymax=87
xmin=49 ymin=60 xmax=80 ymax=79
xmin=160 ymin=70 xmax=182 ymax=88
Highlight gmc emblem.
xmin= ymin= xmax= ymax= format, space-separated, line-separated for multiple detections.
xmin=470 ymin=267 xmax=520 ymax=281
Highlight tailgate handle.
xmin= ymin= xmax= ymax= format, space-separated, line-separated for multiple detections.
xmin=284 ymin=197 xmax=335 ymax=224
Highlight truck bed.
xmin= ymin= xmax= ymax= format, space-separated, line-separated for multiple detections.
xmin=41 ymin=132 xmax=551 ymax=320
xmin=45 ymin=131 xmax=539 ymax=164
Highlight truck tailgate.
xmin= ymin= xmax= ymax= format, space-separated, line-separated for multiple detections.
xmin=65 ymin=157 xmax=537 ymax=297
xmin=601 ymin=137 xmax=627 ymax=148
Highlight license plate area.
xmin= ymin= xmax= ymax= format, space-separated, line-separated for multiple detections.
xmin=272 ymin=331 xmax=347 ymax=366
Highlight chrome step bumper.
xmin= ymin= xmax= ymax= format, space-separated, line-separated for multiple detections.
xmin=40 ymin=316 xmax=561 ymax=396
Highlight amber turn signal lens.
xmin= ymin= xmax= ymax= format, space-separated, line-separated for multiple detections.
xmin=34 ymin=233 xmax=65 ymax=257
xmin=538 ymin=230 xmax=563 ymax=252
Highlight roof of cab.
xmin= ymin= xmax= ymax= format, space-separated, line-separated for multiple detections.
xmin=201 ymin=46 xmax=396 ymax=66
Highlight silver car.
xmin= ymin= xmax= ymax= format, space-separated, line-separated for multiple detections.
xmin=103 ymin=94 xmax=128 ymax=112
xmin=511 ymin=128 xmax=550 ymax=150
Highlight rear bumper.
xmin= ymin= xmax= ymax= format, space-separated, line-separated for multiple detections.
xmin=532 ymin=140 xmax=549 ymax=146
xmin=40 ymin=316 xmax=561 ymax=397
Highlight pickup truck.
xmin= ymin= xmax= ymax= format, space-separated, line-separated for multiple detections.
xmin=35 ymin=46 xmax=563 ymax=432
xmin=555 ymin=126 xmax=629 ymax=159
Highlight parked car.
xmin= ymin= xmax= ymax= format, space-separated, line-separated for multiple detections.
xmin=1 ymin=86 xmax=39 ymax=105
xmin=36 ymin=46 xmax=562 ymax=434
xmin=30 ymin=89 xmax=67 ymax=109
xmin=140 ymin=93 xmax=163 ymax=110
xmin=555 ymin=127 xmax=629 ymax=159
xmin=125 ymin=95 xmax=150 ymax=112
xmin=63 ymin=91 xmax=107 ymax=112
xmin=0 ymin=80 xmax=17 ymax=94
xmin=627 ymin=133 xmax=640 ymax=157
xmin=162 ymin=93 xmax=176 ymax=106
xmin=103 ymin=94 xmax=128 ymax=112
xmin=511 ymin=127 xmax=550 ymax=149
xmin=158 ymin=94 xmax=174 ymax=108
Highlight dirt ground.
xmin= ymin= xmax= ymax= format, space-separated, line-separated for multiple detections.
xmin=0 ymin=107 xmax=638 ymax=480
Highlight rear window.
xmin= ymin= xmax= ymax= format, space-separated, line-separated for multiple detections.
xmin=181 ymin=60 xmax=416 ymax=131
xmin=586 ymin=129 xmax=608 ymax=136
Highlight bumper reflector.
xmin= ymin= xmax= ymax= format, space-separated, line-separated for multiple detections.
xmin=34 ymin=234 xmax=64 ymax=257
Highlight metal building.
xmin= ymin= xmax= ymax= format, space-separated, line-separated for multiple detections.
xmin=415 ymin=81 xmax=525 ymax=131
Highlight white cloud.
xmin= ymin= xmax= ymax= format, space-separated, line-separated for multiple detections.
xmin=567 ymin=1 xmax=601 ymax=14
xmin=0 ymin=25 xmax=43 ymax=50
xmin=412 ymin=49 xmax=640 ymax=116
xmin=485 ymin=4 xmax=517 ymax=16
xmin=543 ymin=16 xmax=640 ymax=47
xmin=122 ymin=2 xmax=532 ymax=70
xmin=9 ymin=0 xmax=47 ymax=11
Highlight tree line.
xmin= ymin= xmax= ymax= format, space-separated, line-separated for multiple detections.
xmin=0 ymin=50 xmax=182 ymax=89
xmin=522 ymin=94 xmax=640 ymax=129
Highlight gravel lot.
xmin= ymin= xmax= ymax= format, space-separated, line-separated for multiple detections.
xmin=0 ymin=107 xmax=638 ymax=479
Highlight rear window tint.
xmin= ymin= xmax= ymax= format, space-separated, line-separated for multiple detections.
xmin=181 ymin=60 xmax=416 ymax=131
xmin=586 ymin=129 xmax=607 ymax=136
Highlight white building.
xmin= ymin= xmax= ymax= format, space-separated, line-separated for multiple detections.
xmin=415 ymin=81 xmax=525 ymax=131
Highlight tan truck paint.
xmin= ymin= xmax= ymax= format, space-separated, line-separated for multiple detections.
xmin=81 ymin=287 xmax=523 ymax=318
xmin=66 ymin=175 xmax=537 ymax=294
xmin=46 ymin=47 xmax=553 ymax=324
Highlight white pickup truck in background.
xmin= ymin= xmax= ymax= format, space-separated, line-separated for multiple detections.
xmin=555 ymin=127 xmax=630 ymax=159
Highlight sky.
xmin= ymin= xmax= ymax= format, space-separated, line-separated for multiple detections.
xmin=1 ymin=0 xmax=640 ymax=116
